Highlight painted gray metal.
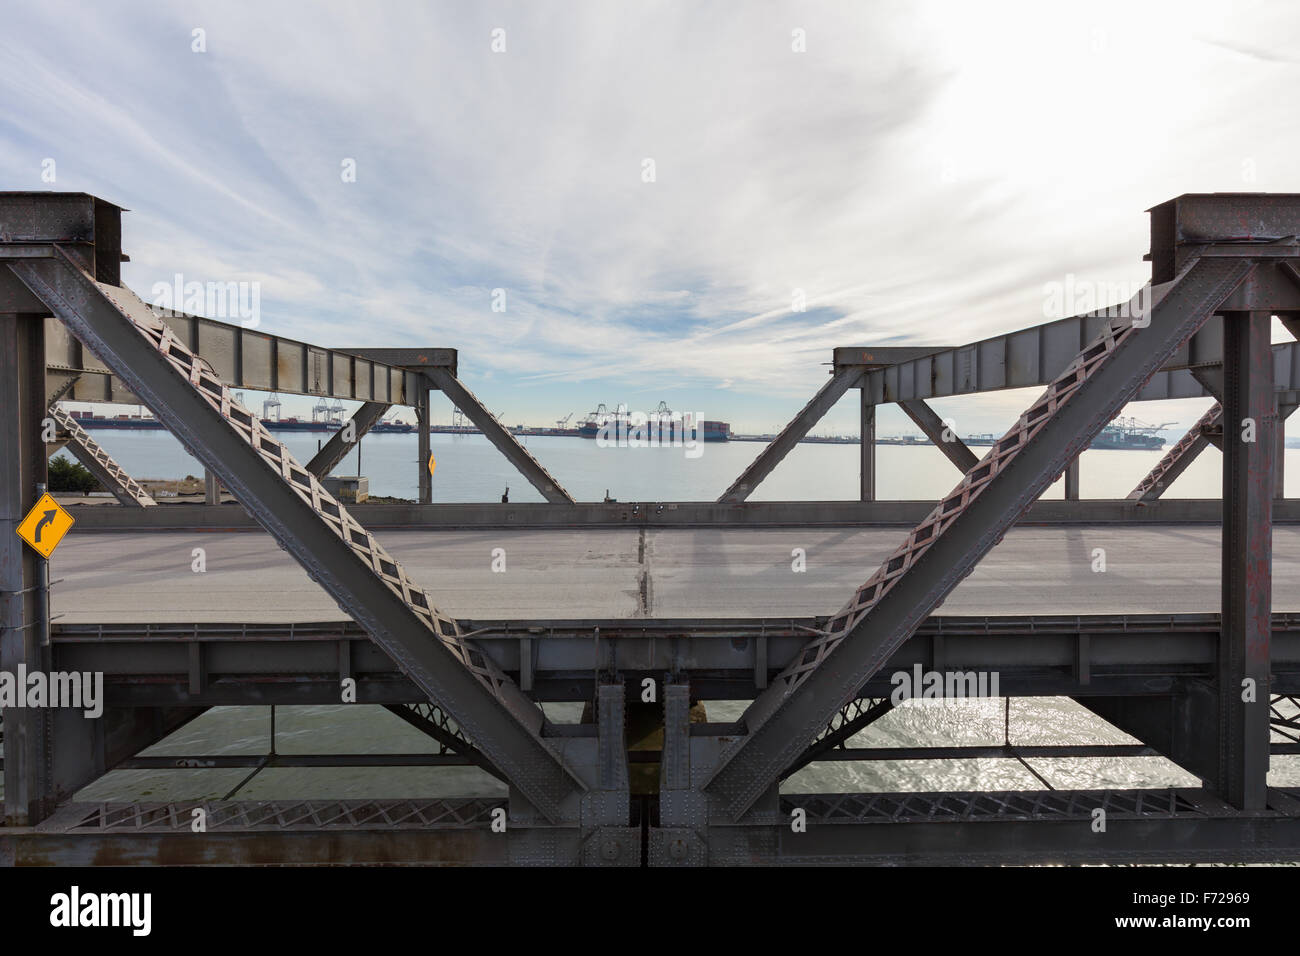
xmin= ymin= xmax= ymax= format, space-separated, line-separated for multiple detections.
xmin=0 ymin=312 xmax=50 ymax=825
xmin=704 ymin=257 xmax=1256 ymax=819
xmin=1219 ymin=310 xmax=1274 ymax=809
xmin=6 ymin=249 xmax=585 ymax=821
xmin=857 ymin=316 xmax=1300 ymax=406
xmin=56 ymin=497 xmax=1300 ymax=530
xmin=44 ymin=315 xmax=424 ymax=406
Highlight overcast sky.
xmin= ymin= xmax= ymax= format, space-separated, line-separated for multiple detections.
xmin=3 ymin=0 xmax=1299 ymax=434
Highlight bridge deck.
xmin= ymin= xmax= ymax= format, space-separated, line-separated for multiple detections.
xmin=50 ymin=525 xmax=1300 ymax=623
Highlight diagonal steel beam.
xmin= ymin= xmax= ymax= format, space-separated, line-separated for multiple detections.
xmin=422 ymin=367 xmax=575 ymax=504
xmin=780 ymin=696 xmax=892 ymax=781
xmin=383 ymin=702 xmax=506 ymax=782
xmin=7 ymin=249 xmax=584 ymax=821
xmin=703 ymin=257 xmax=1255 ymax=818
xmin=718 ymin=366 xmax=863 ymax=502
xmin=48 ymin=405 xmax=156 ymax=507
xmin=899 ymin=399 xmax=979 ymax=472
xmin=305 ymin=401 xmax=391 ymax=478
xmin=1127 ymin=403 xmax=1223 ymax=502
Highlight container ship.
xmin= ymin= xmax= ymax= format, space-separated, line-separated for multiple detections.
xmin=964 ymin=417 xmax=1169 ymax=451
xmin=575 ymin=403 xmax=730 ymax=442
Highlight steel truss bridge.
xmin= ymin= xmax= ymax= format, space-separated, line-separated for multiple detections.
xmin=4 ymin=191 xmax=1300 ymax=865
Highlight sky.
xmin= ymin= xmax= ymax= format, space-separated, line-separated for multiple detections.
xmin=3 ymin=0 xmax=1299 ymax=436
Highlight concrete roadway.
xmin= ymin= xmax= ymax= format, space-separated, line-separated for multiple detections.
xmin=49 ymin=526 xmax=1300 ymax=624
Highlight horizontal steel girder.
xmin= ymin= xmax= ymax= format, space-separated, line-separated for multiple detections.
xmin=422 ymin=367 xmax=575 ymax=504
xmin=7 ymin=249 xmax=584 ymax=821
xmin=43 ymin=316 xmax=430 ymax=406
xmin=849 ymin=306 xmax=1300 ymax=407
xmin=703 ymin=257 xmax=1257 ymax=819
xmin=48 ymin=404 xmax=156 ymax=507
xmin=718 ymin=366 xmax=863 ymax=502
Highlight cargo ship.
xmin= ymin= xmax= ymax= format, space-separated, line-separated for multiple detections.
xmin=576 ymin=403 xmax=730 ymax=442
xmin=964 ymin=417 xmax=1169 ymax=451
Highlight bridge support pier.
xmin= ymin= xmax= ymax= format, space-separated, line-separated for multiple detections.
xmin=1218 ymin=309 xmax=1274 ymax=809
xmin=1064 ymin=456 xmax=1080 ymax=500
xmin=860 ymin=392 xmax=875 ymax=501
xmin=1 ymin=311 xmax=53 ymax=825
xmin=416 ymin=385 xmax=432 ymax=504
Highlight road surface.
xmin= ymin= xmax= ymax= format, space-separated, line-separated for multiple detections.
xmin=49 ymin=526 xmax=1300 ymax=623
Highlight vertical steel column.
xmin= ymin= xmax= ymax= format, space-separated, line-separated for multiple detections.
xmin=1220 ymin=310 xmax=1273 ymax=810
xmin=204 ymin=469 xmax=220 ymax=506
xmin=416 ymin=386 xmax=431 ymax=505
xmin=1064 ymin=457 xmax=1080 ymax=500
xmin=0 ymin=313 xmax=50 ymax=825
xmin=860 ymin=389 xmax=875 ymax=501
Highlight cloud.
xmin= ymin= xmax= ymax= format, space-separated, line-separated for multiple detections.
xmin=2 ymin=0 xmax=1298 ymax=433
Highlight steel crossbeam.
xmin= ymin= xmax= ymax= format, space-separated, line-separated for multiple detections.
xmin=719 ymin=366 xmax=863 ymax=502
xmin=703 ymin=257 xmax=1256 ymax=818
xmin=48 ymin=404 xmax=156 ymax=506
xmin=423 ymin=367 xmax=575 ymax=504
xmin=6 ymin=248 xmax=584 ymax=821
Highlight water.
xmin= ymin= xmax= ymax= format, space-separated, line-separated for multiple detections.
xmin=49 ymin=430 xmax=1300 ymax=801
xmin=55 ymin=428 xmax=1300 ymax=502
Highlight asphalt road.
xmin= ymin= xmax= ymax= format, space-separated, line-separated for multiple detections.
xmin=48 ymin=526 xmax=1300 ymax=623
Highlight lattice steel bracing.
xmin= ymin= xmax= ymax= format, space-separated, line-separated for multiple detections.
xmin=1128 ymin=402 xmax=1223 ymax=501
xmin=783 ymin=788 xmax=1204 ymax=824
xmin=6 ymin=248 xmax=583 ymax=821
xmin=47 ymin=404 xmax=156 ymax=507
xmin=1270 ymin=695 xmax=1300 ymax=743
xmin=781 ymin=697 xmax=892 ymax=780
xmin=60 ymin=799 xmax=499 ymax=832
xmin=704 ymin=258 xmax=1255 ymax=818
xmin=384 ymin=701 xmax=506 ymax=781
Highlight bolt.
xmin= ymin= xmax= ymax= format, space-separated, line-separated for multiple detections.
xmin=669 ymin=838 xmax=688 ymax=860
xmin=601 ymin=839 xmax=620 ymax=861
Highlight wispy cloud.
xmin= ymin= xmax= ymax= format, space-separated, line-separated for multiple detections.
xmin=2 ymin=0 xmax=1298 ymax=434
